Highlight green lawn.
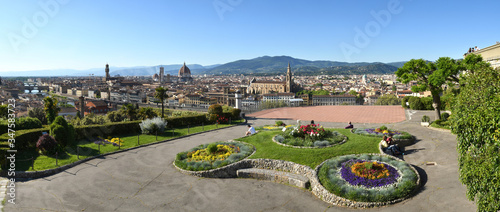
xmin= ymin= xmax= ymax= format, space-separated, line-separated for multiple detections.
xmin=236 ymin=128 xmax=380 ymax=169
xmin=13 ymin=120 xmax=243 ymax=171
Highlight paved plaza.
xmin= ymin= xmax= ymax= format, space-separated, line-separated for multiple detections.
xmin=4 ymin=106 xmax=475 ymax=211
xmin=247 ymin=105 xmax=406 ymax=123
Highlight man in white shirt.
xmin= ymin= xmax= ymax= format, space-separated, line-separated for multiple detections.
xmin=245 ymin=124 xmax=256 ymax=136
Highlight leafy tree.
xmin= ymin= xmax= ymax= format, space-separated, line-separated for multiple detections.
xmin=28 ymin=107 xmax=48 ymax=125
xmin=396 ymin=57 xmax=461 ymax=120
xmin=392 ymin=85 xmax=397 ymax=92
xmin=0 ymin=105 xmax=8 ymax=119
xmin=348 ymin=90 xmax=358 ymax=96
xmin=120 ymin=103 xmax=137 ymax=120
xmin=155 ymin=87 xmax=168 ymax=118
xmin=138 ymin=107 xmax=158 ymax=120
xmin=107 ymin=111 xmax=126 ymax=122
xmin=375 ymin=94 xmax=400 ymax=105
xmin=452 ymin=62 xmax=500 ymax=212
xmin=43 ymin=96 xmax=60 ymax=124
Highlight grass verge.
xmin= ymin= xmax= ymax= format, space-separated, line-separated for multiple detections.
xmin=236 ymin=128 xmax=380 ymax=169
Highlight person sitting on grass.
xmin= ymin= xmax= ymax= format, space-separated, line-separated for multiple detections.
xmin=245 ymin=124 xmax=256 ymax=136
xmin=380 ymin=135 xmax=389 ymax=149
xmin=344 ymin=121 xmax=353 ymax=129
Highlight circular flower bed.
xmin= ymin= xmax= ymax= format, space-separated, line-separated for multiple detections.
xmin=352 ymin=126 xmax=413 ymax=140
xmin=175 ymin=141 xmax=254 ymax=171
xmin=318 ymin=154 xmax=419 ymax=203
xmin=274 ymin=124 xmax=346 ymax=147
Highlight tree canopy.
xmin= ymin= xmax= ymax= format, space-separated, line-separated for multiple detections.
xmin=396 ymin=57 xmax=461 ymax=119
xmin=155 ymin=87 xmax=168 ymax=118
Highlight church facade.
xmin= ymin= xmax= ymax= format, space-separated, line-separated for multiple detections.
xmin=248 ymin=63 xmax=295 ymax=94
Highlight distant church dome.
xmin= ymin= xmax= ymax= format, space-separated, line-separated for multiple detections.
xmin=178 ymin=62 xmax=191 ymax=77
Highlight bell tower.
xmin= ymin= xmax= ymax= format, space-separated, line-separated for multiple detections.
xmin=286 ymin=63 xmax=293 ymax=93
xmin=105 ymin=64 xmax=110 ymax=80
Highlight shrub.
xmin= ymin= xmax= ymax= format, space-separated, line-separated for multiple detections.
xmin=379 ymin=125 xmax=388 ymax=131
xmin=0 ymin=128 xmax=48 ymax=150
xmin=206 ymin=144 xmax=218 ymax=154
xmin=107 ymin=111 xmax=126 ymax=122
xmin=49 ymin=116 xmax=76 ymax=148
xmin=421 ymin=115 xmax=430 ymax=122
xmin=28 ymin=107 xmax=48 ymax=125
xmin=208 ymin=104 xmax=223 ymax=116
xmin=440 ymin=112 xmax=450 ymax=121
xmin=36 ymin=134 xmax=58 ymax=155
xmin=275 ymin=135 xmax=285 ymax=143
xmin=275 ymin=121 xmax=284 ymax=126
xmin=421 ymin=97 xmax=434 ymax=110
xmin=408 ymin=97 xmax=424 ymax=110
xmin=16 ymin=117 xmax=43 ymax=130
xmin=139 ymin=117 xmax=167 ymax=134
xmin=230 ymin=108 xmax=241 ymax=119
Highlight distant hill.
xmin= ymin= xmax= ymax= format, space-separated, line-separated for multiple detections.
xmin=205 ymin=56 xmax=398 ymax=75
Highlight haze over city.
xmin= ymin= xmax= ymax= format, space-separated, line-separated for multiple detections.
xmin=1 ymin=0 xmax=499 ymax=72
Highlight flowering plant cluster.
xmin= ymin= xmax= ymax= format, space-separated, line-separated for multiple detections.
xmin=93 ymin=136 xmax=124 ymax=147
xmin=340 ymin=159 xmax=399 ymax=188
xmin=216 ymin=114 xmax=229 ymax=124
xmin=262 ymin=125 xmax=293 ymax=130
xmin=187 ymin=144 xmax=239 ymax=163
xmin=290 ymin=124 xmax=327 ymax=139
xmin=352 ymin=128 xmax=414 ymax=140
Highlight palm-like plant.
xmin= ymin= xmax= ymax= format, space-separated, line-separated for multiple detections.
xmin=120 ymin=103 xmax=137 ymax=120
xmin=138 ymin=107 xmax=157 ymax=120
xmin=155 ymin=87 xmax=168 ymax=118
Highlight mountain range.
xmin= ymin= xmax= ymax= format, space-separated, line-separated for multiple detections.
xmin=1 ymin=56 xmax=407 ymax=77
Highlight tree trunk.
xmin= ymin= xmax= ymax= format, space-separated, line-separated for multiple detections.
xmin=431 ymin=90 xmax=441 ymax=120
xmin=161 ymin=100 xmax=164 ymax=118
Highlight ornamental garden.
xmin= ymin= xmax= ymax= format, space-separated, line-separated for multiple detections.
xmin=173 ymin=121 xmax=420 ymax=207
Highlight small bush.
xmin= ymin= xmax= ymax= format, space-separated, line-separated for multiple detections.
xmin=421 ymin=115 xmax=430 ymax=122
xmin=206 ymin=143 xmax=218 ymax=154
xmin=275 ymin=121 xmax=284 ymax=126
xmin=17 ymin=117 xmax=43 ymax=130
xmin=139 ymin=117 xmax=167 ymax=134
xmin=230 ymin=108 xmax=241 ymax=119
xmin=50 ymin=116 xmax=75 ymax=148
xmin=208 ymin=104 xmax=223 ymax=116
xmin=379 ymin=125 xmax=388 ymax=131
xmin=275 ymin=135 xmax=285 ymax=143
xmin=440 ymin=113 xmax=450 ymax=121
xmin=36 ymin=134 xmax=58 ymax=155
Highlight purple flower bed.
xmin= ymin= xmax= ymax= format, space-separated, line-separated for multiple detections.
xmin=363 ymin=128 xmax=402 ymax=135
xmin=340 ymin=159 xmax=399 ymax=188
xmin=93 ymin=138 xmax=120 ymax=147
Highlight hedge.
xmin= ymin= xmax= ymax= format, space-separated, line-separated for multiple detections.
xmin=74 ymin=120 xmax=142 ymax=140
xmin=0 ymin=128 xmax=49 ymax=150
xmin=165 ymin=114 xmax=207 ymax=128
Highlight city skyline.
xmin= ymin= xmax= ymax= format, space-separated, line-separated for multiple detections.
xmin=1 ymin=0 xmax=499 ymax=72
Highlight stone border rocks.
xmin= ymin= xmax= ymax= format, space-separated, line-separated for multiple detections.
xmin=174 ymin=152 xmax=421 ymax=209
xmin=271 ymin=134 xmax=347 ymax=149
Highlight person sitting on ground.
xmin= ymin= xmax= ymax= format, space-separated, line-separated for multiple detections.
xmin=386 ymin=135 xmax=403 ymax=155
xmin=245 ymin=124 xmax=256 ymax=136
xmin=344 ymin=121 xmax=354 ymax=129
xmin=380 ymin=135 xmax=389 ymax=150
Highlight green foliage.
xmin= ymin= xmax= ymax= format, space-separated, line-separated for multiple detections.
xmin=379 ymin=125 xmax=388 ymax=131
xmin=28 ymin=107 xmax=48 ymax=125
xmin=259 ymin=100 xmax=289 ymax=109
xmin=0 ymin=128 xmax=48 ymax=150
xmin=49 ymin=116 xmax=75 ymax=148
xmin=440 ymin=112 xmax=450 ymax=121
xmin=297 ymin=89 xmax=330 ymax=96
xmin=154 ymin=87 xmax=168 ymax=117
xmin=408 ymin=97 xmax=424 ymax=110
xmin=421 ymin=115 xmax=430 ymax=123
xmin=70 ymin=113 xmax=108 ymax=126
xmin=74 ymin=120 xmax=141 ymax=140
xmin=401 ymin=96 xmax=411 ymax=108
xmin=0 ymin=105 xmax=7 ymax=119
xmin=275 ymin=121 xmax=284 ymax=126
xmin=107 ymin=111 xmax=126 ymax=122
xmin=16 ymin=117 xmax=42 ymax=130
xmin=375 ymin=94 xmax=400 ymax=105
xmin=175 ymin=142 xmax=254 ymax=171
xmin=120 ymin=104 xmax=138 ymax=120
xmin=230 ymin=108 xmax=241 ymax=119
xmin=396 ymin=57 xmax=462 ymax=119
xmin=137 ymin=107 xmax=158 ymax=120
xmin=43 ymin=96 xmax=60 ymax=124
xmin=206 ymin=143 xmax=218 ymax=154
xmin=208 ymin=104 xmax=223 ymax=116
xmin=452 ymin=56 xmax=500 ymax=212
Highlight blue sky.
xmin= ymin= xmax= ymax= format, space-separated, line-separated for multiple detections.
xmin=1 ymin=0 xmax=499 ymax=72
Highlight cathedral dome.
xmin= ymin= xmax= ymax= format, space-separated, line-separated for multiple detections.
xmin=178 ymin=62 xmax=191 ymax=77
